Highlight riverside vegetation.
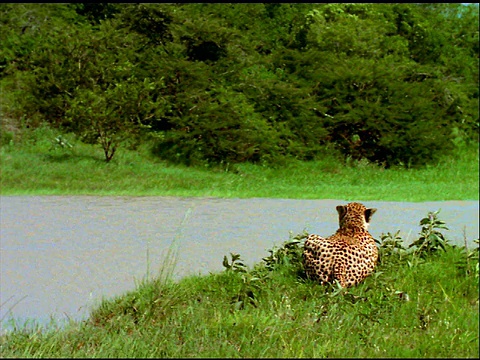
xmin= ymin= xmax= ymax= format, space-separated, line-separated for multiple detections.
xmin=0 ymin=210 xmax=478 ymax=357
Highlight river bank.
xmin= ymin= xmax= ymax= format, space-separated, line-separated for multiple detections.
xmin=1 ymin=196 xmax=478 ymax=330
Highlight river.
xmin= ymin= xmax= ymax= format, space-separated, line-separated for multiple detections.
xmin=0 ymin=196 xmax=478 ymax=331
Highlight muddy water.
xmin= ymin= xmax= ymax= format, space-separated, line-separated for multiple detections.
xmin=1 ymin=196 xmax=478 ymax=330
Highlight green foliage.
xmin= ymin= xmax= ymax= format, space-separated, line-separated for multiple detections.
xmin=115 ymin=4 xmax=173 ymax=46
xmin=285 ymin=3 xmax=475 ymax=167
xmin=3 ymin=11 xmax=168 ymax=162
xmin=153 ymin=84 xmax=282 ymax=165
xmin=71 ymin=3 xmax=119 ymax=25
xmin=261 ymin=231 xmax=308 ymax=273
xmin=222 ymin=253 xmax=247 ymax=273
xmin=409 ymin=210 xmax=450 ymax=257
xmin=1 ymin=3 xmax=478 ymax=167
xmin=0 ymin=128 xmax=14 ymax=147
xmin=50 ymin=135 xmax=73 ymax=151
xmin=377 ymin=230 xmax=408 ymax=265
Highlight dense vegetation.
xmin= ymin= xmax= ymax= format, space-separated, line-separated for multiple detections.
xmin=1 ymin=3 xmax=478 ymax=167
xmin=1 ymin=211 xmax=478 ymax=357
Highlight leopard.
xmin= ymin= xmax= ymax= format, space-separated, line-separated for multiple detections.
xmin=303 ymin=202 xmax=378 ymax=288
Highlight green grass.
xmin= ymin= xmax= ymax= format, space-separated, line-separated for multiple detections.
xmin=1 ymin=126 xmax=478 ymax=201
xmin=1 ymin=226 xmax=478 ymax=358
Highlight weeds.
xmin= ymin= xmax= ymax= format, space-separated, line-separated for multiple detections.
xmin=377 ymin=230 xmax=407 ymax=265
xmin=50 ymin=135 xmax=73 ymax=151
xmin=261 ymin=230 xmax=308 ymax=272
xmin=409 ymin=209 xmax=450 ymax=256
xmin=222 ymin=253 xmax=248 ymax=273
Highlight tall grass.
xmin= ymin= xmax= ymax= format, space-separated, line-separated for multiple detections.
xmin=1 ymin=125 xmax=478 ymax=200
xmin=1 ymin=211 xmax=478 ymax=357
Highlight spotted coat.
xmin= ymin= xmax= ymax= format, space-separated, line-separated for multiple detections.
xmin=303 ymin=202 xmax=378 ymax=287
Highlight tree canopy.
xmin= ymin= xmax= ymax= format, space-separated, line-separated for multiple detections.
xmin=1 ymin=3 xmax=478 ymax=166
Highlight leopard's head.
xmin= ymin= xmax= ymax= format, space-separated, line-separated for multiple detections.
xmin=336 ymin=202 xmax=376 ymax=231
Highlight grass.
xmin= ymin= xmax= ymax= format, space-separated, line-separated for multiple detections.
xmin=1 ymin=213 xmax=478 ymax=358
xmin=0 ymin=125 xmax=478 ymax=201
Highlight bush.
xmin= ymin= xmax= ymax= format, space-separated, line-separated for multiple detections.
xmin=152 ymin=86 xmax=282 ymax=165
xmin=314 ymin=58 xmax=456 ymax=167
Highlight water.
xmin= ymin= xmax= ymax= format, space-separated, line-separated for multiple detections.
xmin=1 ymin=196 xmax=478 ymax=331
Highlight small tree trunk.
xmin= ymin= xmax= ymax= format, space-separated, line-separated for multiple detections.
xmin=99 ymin=131 xmax=117 ymax=162
xmin=105 ymin=145 xmax=116 ymax=162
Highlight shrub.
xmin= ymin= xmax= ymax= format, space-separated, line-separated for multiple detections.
xmin=152 ymin=85 xmax=283 ymax=166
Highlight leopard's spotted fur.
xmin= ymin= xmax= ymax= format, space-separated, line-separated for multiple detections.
xmin=303 ymin=202 xmax=378 ymax=287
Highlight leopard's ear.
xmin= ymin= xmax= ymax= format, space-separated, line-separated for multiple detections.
xmin=365 ymin=208 xmax=377 ymax=223
xmin=336 ymin=205 xmax=347 ymax=221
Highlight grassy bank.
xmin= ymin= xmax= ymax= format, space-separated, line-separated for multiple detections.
xmin=1 ymin=211 xmax=478 ymax=357
xmin=1 ymin=126 xmax=478 ymax=201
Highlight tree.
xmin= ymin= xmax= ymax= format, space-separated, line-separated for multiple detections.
xmin=274 ymin=3 xmax=476 ymax=167
xmin=60 ymin=21 xmax=167 ymax=162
